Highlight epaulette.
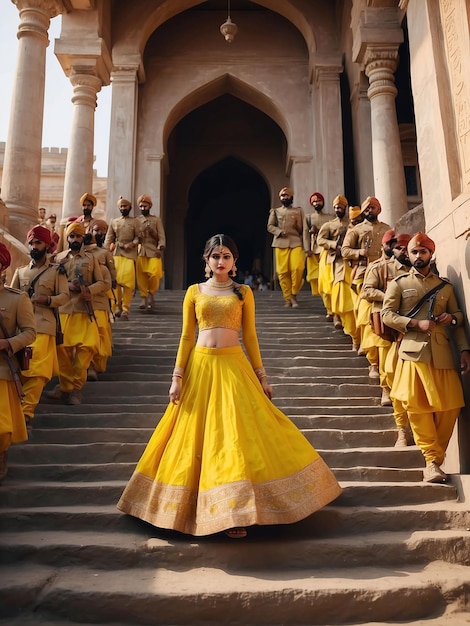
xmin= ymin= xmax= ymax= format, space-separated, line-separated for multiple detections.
xmin=395 ymin=273 xmax=411 ymax=281
xmin=4 ymin=285 xmax=22 ymax=294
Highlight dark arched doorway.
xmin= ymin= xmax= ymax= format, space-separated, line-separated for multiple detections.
xmin=185 ymin=157 xmax=271 ymax=285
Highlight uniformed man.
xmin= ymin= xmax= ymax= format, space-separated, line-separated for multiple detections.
xmin=46 ymin=221 xmax=108 ymax=405
xmin=37 ymin=207 xmax=47 ymax=226
xmin=0 ymin=243 xmax=36 ymax=481
xmin=267 ymin=187 xmax=310 ymax=308
xmin=317 ymin=195 xmax=360 ymax=348
xmin=341 ymin=196 xmax=392 ymax=293
xmin=382 ymin=232 xmax=470 ymax=482
xmin=10 ymin=226 xmax=70 ymax=430
xmin=305 ymin=192 xmax=330 ymax=298
xmin=86 ymin=219 xmax=116 ymax=380
xmin=104 ymin=196 xmax=139 ymax=320
xmin=136 ymin=194 xmax=166 ymax=311
xmin=76 ymin=193 xmax=97 ymax=233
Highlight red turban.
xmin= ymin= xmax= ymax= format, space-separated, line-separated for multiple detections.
xmin=309 ymin=192 xmax=324 ymax=205
xmin=0 ymin=243 xmax=11 ymax=268
xmin=408 ymin=232 xmax=435 ymax=254
xmin=26 ymin=225 xmax=52 ymax=246
xmin=382 ymin=229 xmax=396 ymax=245
xmin=395 ymin=233 xmax=411 ymax=247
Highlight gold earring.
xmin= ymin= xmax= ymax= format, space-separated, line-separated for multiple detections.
xmin=231 ymin=264 xmax=237 ymax=277
xmin=205 ymin=263 xmax=212 ymax=278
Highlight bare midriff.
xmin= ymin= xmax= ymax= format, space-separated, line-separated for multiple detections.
xmin=197 ymin=327 xmax=239 ymax=349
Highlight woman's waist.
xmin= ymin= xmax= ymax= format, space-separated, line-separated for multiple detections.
xmin=196 ymin=327 xmax=240 ymax=350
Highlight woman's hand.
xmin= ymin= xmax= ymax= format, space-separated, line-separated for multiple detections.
xmin=169 ymin=377 xmax=182 ymax=404
xmin=261 ymin=378 xmax=273 ymax=400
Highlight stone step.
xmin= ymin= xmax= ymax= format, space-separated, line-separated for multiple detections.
xmin=1 ymin=529 xmax=469 ymax=571
xmin=6 ymin=462 xmax=425 ymax=483
xmin=0 ymin=480 xmax=457 ymax=508
xmin=1 ymin=561 xmax=469 ymax=625
xmin=2 ymin=502 xmax=468 ymax=535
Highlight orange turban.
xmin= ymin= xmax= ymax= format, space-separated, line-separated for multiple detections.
xmin=90 ymin=219 xmax=108 ymax=232
xmin=0 ymin=243 xmax=11 ymax=268
xmin=65 ymin=221 xmax=86 ymax=238
xmin=80 ymin=193 xmax=97 ymax=206
xmin=333 ymin=194 xmax=348 ymax=209
xmin=117 ymin=196 xmax=131 ymax=208
xmin=309 ymin=192 xmax=324 ymax=205
xmin=26 ymin=225 xmax=52 ymax=246
xmin=137 ymin=194 xmax=153 ymax=207
xmin=395 ymin=233 xmax=411 ymax=247
xmin=349 ymin=206 xmax=361 ymax=220
xmin=408 ymin=232 xmax=435 ymax=254
xmin=361 ymin=196 xmax=381 ymax=213
xmin=279 ymin=187 xmax=294 ymax=199
xmin=382 ymin=229 xmax=396 ymax=245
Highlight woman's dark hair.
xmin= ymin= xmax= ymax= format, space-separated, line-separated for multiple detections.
xmin=203 ymin=234 xmax=243 ymax=300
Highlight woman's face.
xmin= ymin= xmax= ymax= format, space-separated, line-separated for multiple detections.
xmin=206 ymin=246 xmax=235 ymax=277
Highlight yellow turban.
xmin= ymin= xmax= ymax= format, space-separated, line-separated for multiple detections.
xmin=349 ymin=206 xmax=361 ymax=220
xmin=333 ymin=194 xmax=348 ymax=209
xmin=80 ymin=193 xmax=97 ymax=206
xmin=65 ymin=221 xmax=86 ymax=238
xmin=117 ymin=196 xmax=131 ymax=208
xmin=279 ymin=187 xmax=294 ymax=199
xmin=137 ymin=194 xmax=153 ymax=207
xmin=361 ymin=196 xmax=381 ymax=213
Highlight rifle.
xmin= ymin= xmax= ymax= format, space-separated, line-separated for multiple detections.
xmin=1 ymin=350 xmax=24 ymax=402
xmin=335 ymin=227 xmax=347 ymax=257
xmin=427 ymin=290 xmax=439 ymax=321
xmin=74 ymin=267 xmax=97 ymax=322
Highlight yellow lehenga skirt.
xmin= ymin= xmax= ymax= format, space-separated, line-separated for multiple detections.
xmin=117 ymin=345 xmax=342 ymax=536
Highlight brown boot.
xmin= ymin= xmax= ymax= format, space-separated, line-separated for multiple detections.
xmin=67 ymin=389 xmax=82 ymax=405
xmin=87 ymin=365 xmax=98 ymax=382
xmin=423 ymin=462 xmax=447 ymax=483
xmin=333 ymin=314 xmax=343 ymax=330
xmin=380 ymin=388 xmax=392 ymax=406
xmin=45 ymin=385 xmax=69 ymax=402
xmin=394 ymin=428 xmax=409 ymax=447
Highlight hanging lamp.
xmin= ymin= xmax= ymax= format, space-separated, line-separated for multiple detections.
xmin=220 ymin=0 xmax=238 ymax=43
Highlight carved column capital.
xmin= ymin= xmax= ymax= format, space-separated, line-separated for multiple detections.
xmin=69 ymin=69 xmax=102 ymax=109
xmin=12 ymin=0 xmax=63 ymax=17
xmin=364 ymin=47 xmax=399 ymax=100
xmin=11 ymin=0 xmax=63 ymax=44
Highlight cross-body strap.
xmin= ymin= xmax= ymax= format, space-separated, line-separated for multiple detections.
xmin=406 ymin=280 xmax=447 ymax=319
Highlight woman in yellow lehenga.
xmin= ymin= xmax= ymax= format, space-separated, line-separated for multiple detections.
xmin=117 ymin=234 xmax=342 ymax=538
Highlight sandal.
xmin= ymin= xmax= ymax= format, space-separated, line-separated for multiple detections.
xmin=225 ymin=527 xmax=247 ymax=539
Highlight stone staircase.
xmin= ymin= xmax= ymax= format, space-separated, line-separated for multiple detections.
xmin=1 ymin=291 xmax=469 ymax=626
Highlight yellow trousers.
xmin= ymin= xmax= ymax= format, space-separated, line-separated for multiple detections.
xmin=274 ymin=247 xmax=305 ymax=303
xmin=0 ymin=380 xmax=27 ymax=451
xmin=92 ymin=309 xmax=113 ymax=373
xmin=306 ymin=253 xmax=320 ymax=295
xmin=114 ymin=256 xmax=135 ymax=313
xmin=57 ymin=312 xmax=100 ymax=392
xmin=384 ymin=342 xmax=409 ymax=430
xmin=137 ymin=256 xmax=163 ymax=297
xmin=21 ymin=333 xmax=58 ymax=420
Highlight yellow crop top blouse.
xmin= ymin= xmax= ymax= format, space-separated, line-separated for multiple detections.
xmin=174 ymin=283 xmax=263 ymax=372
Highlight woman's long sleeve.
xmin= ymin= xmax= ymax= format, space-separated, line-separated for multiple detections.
xmin=241 ymin=287 xmax=263 ymax=371
xmin=174 ymin=287 xmax=197 ymax=371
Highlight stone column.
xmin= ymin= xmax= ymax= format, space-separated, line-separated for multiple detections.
xmin=313 ymin=59 xmax=345 ymax=204
xmin=106 ymin=66 xmax=139 ymax=219
xmin=62 ymin=68 xmax=102 ymax=219
xmin=364 ymin=47 xmax=408 ymax=226
xmin=2 ymin=0 xmax=62 ymax=240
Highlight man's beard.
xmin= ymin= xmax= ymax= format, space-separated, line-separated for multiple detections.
xmin=314 ymin=206 xmax=324 ymax=213
xmin=281 ymin=199 xmax=293 ymax=207
xmin=30 ymin=248 xmax=47 ymax=261
xmin=69 ymin=241 xmax=82 ymax=251
xmin=83 ymin=209 xmax=92 ymax=216
xmin=384 ymin=248 xmax=394 ymax=258
xmin=365 ymin=213 xmax=378 ymax=222
xmin=395 ymin=252 xmax=411 ymax=266
xmin=141 ymin=210 xmax=150 ymax=217
xmin=120 ymin=209 xmax=131 ymax=217
xmin=413 ymin=257 xmax=431 ymax=269
xmin=335 ymin=210 xmax=346 ymax=219
xmin=94 ymin=234 xmax=105 ymax=247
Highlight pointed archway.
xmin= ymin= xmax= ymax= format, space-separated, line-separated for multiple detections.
xmin=185 ymin=157 xmax=271 ymax=286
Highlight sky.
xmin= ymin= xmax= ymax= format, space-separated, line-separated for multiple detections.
xmin=0 ymin=2 xmax=111 ymax=177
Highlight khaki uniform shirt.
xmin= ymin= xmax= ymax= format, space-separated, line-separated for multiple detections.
xmin=0 ymin=284 xmax=36 ymax=380
xmin=317 ymin=215 xmax=349 ymax=283
xmin=136 ymin=214 xmax=166 ymax=258
xmin=104 ymin=216 xmax=140 ymax=261
xmin=306 ymin=211 xmax=331 ymax=254
xmin=84 ymin=245 xmax=115 ymax=312
xmin=341 ymin=220 xmax=392 ymax=281
xmin=267 ymin=206 xmax=310 ymax=251
xmin=382 ymin=268 xmax=470 ymax=367
xmin=361 ymin=257 xmax=409 ymax=313
xmin=10 ymin=257 xmax=70 ymax=335
xmin=55 ymin=247 xmax=108 ymax=315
